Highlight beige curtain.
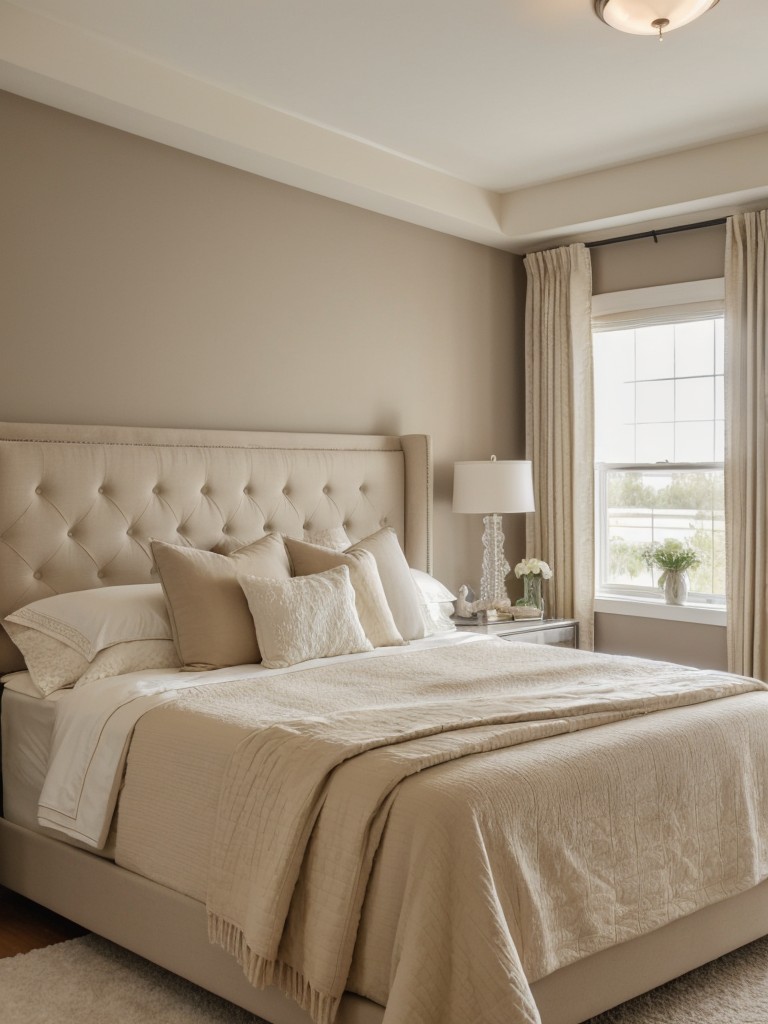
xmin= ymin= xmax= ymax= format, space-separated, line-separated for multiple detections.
xmin=725 ymin=210 xmax=768 ymax=680
xmin=523 ymin=243 xmax=594 ymax=649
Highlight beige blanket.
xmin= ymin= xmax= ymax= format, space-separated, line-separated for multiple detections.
xmin=185 ymin=640 xmax=768 ymax=1024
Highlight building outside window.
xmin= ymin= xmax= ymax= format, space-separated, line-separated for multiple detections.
xmin=592 ymin=280 xmax=725 ymax=607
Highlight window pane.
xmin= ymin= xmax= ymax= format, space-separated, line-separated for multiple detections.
xmin=636 ymin=422 xmax=674 ymax=463
xmin=636 ymin=380 xmax=673 ymax=423
xmin=600 ymin=467 xmax=725 ymax=598
xmin=715 ymin=375 xmax=724 ymax=419
xmin=675 ymin=320 xmax=714 ymax=377
xmin=594 ymin=331 xmax=636 ymax=462
xmin=635 ymin=324 xmax=674 ymax=380
xmin=715 ymin=420 xmax=724 ymax=462
xmin=675 ymin=421 xmax=714 ymax=462
xmin=675 ymin=376 xmax=714 ymax=422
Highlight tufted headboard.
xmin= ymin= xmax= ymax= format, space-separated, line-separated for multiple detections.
xmin=0 ymin=422 xmax=432 ymax=674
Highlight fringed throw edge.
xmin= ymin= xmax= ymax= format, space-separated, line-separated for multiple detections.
xmin=208 ymin=912 xmax=341 ymax=1024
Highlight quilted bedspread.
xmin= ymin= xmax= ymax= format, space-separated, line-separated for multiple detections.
xmin=178 ymin=640 xmax=768 ymax=1024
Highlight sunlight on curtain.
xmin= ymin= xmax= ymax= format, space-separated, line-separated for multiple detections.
xmin=523 ymin=243 xmax=594 ymax=650
xmin=725 ymin=210 xmax=768 ymax=681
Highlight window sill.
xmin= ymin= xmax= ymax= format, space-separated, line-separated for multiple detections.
xmin=594 ymin=595 xmax=726 ymax=627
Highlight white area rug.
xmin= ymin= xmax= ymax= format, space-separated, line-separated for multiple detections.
xmin=3 ymin=932 xmax=768 ymax=1023
xmin=0 ymin=934 xmax=266 ymax=1024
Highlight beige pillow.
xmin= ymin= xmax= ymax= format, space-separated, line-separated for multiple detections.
xmin=284 ymin=537 xmax=403 ymax=649
xmin=151 ymin=533 xmax=292 ymax=669
xmin=351 ymin=529 xmax=427 ymax=641
xmin=239 ymin=565 xmax=373 ymax=669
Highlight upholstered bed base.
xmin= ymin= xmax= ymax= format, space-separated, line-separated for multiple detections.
xmin=2 ymin=818 xmax=767 ymax=1024
xmin=1 ymin=421 xmax=766 ymax=1023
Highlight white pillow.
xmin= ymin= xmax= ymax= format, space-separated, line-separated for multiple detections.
xmin=5 ymin=584 xmax=172 ymax=660
xmin=239 ymin=565 xmax=373 ymax=669
xmin=3 ymin=621 xmax=179 ymax=696
xmin=2 ymin=584 xmax=179 ymax=696
xmin=410 ymin=569 xmax=457 ymax=636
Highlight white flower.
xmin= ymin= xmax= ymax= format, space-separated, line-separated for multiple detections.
xmin=514 ymin=558 xmax=553 ymax=580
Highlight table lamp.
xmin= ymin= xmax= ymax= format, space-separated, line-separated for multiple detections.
xmin=452 ymin=456 xmax=535 ymax=610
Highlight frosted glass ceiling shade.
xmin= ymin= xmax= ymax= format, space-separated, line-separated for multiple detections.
xmin=452 ymin=459 xmax=535 ymax=515
xmin=594 ymin=0 xmax=720 ymax=36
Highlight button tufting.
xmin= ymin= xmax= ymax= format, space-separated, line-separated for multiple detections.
xmin=282 ymin=488 xmax=289 ymax=496
xmin=67 ymin=530 xmax=73 ymax=538
xmin=201 ymin=485 xmax=209 ymax=495
xmin=126 ymin=528 xmax=133 ymax=537
xmin=264 ymin=523 xmax=273 ymax=532
xmin=222 ymin=525 xmax=230 ymax=534
xmin=35 ymin=486 xmax=42 ymax=495
xmin=243 ymin=487 xmax=250 ymax=495
xmin=176 ymin=526 xmax=183 ymax=534
xmin=97 ymin=571 xmax=105 ymax=579
xmin=323 ymin=486 xmax=330 ymax=494
xmin=152 ymin=486 xmax=160 ymax=495
xmin=303 ymin=522 xmax=311 ymax=530
xmin=98 ymin=486 xmax=105 ymax=495
xmin=33 ymin=571 xmax=42 ymax=580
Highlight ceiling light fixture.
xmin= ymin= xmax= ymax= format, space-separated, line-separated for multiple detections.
xmin=594 ymin=0 xmax=720 ymax=40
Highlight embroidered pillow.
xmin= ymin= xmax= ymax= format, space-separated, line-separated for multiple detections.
xmin=239 ymin=565 xmax=372 ymax=669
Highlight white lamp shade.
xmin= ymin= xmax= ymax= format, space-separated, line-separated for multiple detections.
xmin=596 ymin=0 xmax=719 ymax=35
xmin=453 ymin=459 xmax=535 ymax=515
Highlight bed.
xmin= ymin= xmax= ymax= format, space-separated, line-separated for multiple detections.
xmin=1 ymin=420 xmax=768 ymax=1024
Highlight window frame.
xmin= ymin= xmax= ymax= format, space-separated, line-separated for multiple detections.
xmin=592 ymin=279 xmax=726 ymax=616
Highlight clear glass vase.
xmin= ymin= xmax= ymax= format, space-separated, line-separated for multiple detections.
xmin=518 ymin=573 xmax=544 ymax=614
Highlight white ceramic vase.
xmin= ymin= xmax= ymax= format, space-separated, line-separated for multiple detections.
xmin=664 ymin=571 xmax=688 ymax=606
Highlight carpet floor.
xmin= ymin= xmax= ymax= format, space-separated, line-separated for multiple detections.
xmin=3 ymin=932 xmax=768 ymax=1023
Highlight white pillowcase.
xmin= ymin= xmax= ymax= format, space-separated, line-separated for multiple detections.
xmin=239 ymin=565 xmax=373 ymax=669
xmin=2 ymin=583 xmax=179 ymax=696
xmin=5 ymin=584 xmax=172 ymax=660
xmin=410 ymin=569 xmax=457 ymax=635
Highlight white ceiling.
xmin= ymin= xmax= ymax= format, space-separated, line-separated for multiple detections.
xmin=2 ymin=0 xmax=767 ymax=250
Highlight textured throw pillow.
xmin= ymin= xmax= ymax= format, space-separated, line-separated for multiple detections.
xmin=410 ymin=568 xmax=457 ymax=636
xmin=2 ymin=621 xmax=179 ymax=696
xmin=348 ymin=529 xmax=427 ymax=641
xmin=284 ymin=537 xmax=404 ymax=648
xmin=5 ymin=584 xmax=172 ymax=660
xmin=239 ymin=565 xmax=373 ymax=669
xmin=151 ymin=533 xmax=292 ymax=669
xmin=303 ymin=526 xmax=350 ymax=551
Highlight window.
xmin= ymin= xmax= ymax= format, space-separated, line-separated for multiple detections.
xmin=592 ymin=280 xmax=725 ymax=606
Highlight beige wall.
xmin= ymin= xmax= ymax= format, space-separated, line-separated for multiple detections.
xmin=592 ymin=225 xmax=727 ymax=669
xmin=0 ymin=89 xmax=525 ymax=596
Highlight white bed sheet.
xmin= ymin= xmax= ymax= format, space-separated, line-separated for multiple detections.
xmin=1 ymin=684 xmax=61 ymax=830
xmin=36 ymin=634 xmax=480 ymax=849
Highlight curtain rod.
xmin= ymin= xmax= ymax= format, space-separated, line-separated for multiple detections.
xmin=584 ymin=217 xmax=727 ymax=249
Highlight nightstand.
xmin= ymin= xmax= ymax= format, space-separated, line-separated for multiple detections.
xmin=454 ymin=617 xmax=579 ymax=648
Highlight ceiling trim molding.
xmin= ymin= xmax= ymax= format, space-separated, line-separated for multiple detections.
xmin=1 ymin=0 xmax=766 ymax=252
